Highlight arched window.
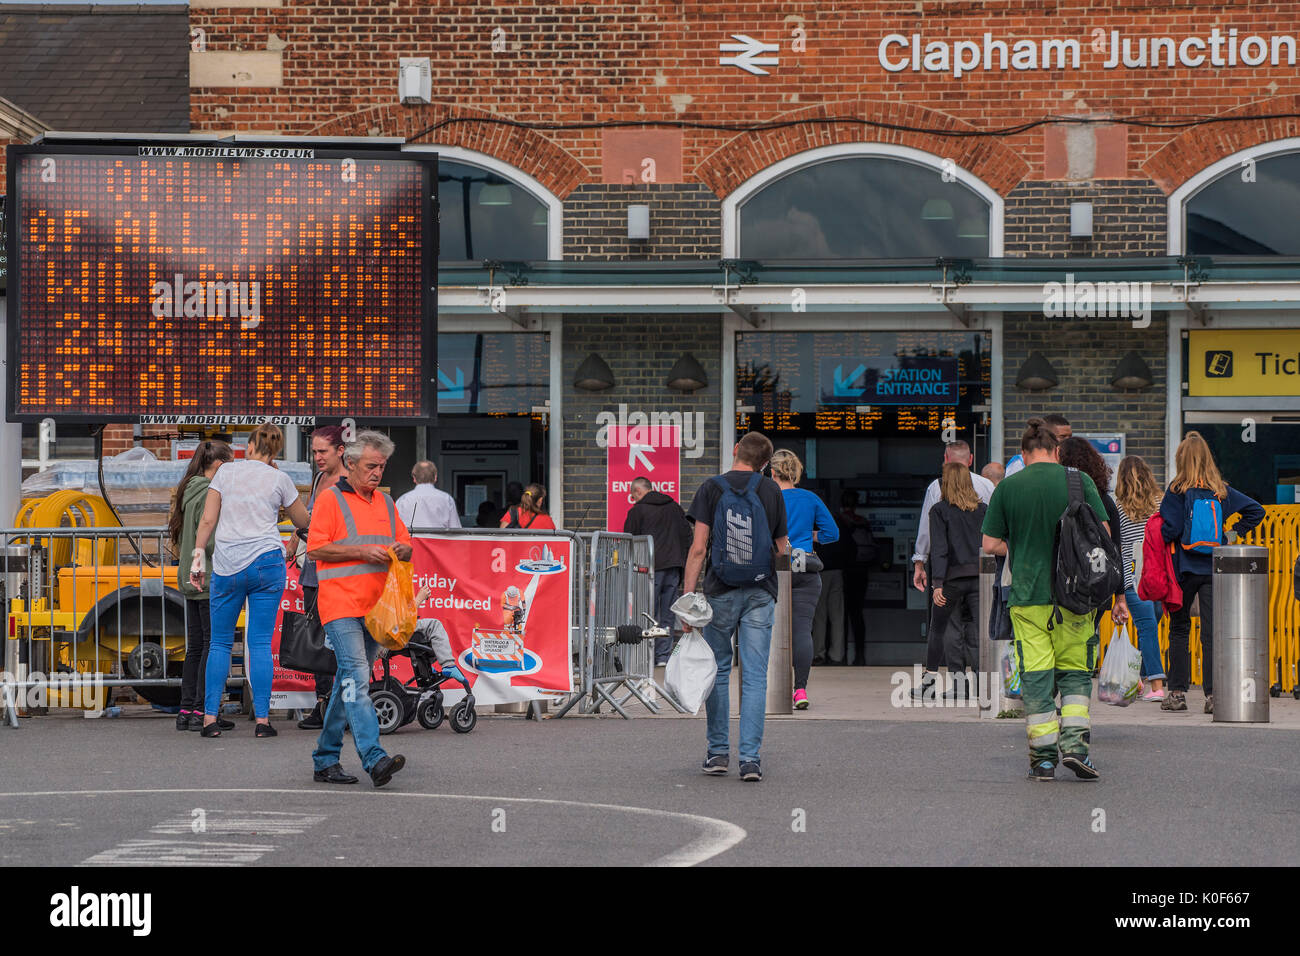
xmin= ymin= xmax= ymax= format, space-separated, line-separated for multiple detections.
xmin=1181 ymin=145 xmax=1300 ymax=255
xmin=434 ymin=155 xmax=556 ymax=264
xmin=729 ymin=146 xmax=998 ymax=259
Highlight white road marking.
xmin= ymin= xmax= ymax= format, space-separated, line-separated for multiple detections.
xmin=150 ymin=810 xmax=327 ymax=836
xmin=82 ymin=839 xmax=277 ymax=867
xmin=0 ymin=789 xmax=747 ymax=867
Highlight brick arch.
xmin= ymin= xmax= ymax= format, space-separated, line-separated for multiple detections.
xmin=1144 ymin=95 xmax=1300 ymax=194
xmin=309 ymin=104 xmax=588 ymax=199
xmin=696 ymin=101 xmax=1028 ymax=199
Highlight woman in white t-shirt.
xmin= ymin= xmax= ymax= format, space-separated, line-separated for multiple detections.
xmin=191 ymin=424 xmax=310 ymax=737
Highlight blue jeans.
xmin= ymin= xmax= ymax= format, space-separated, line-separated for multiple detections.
xmin=205 ymin=549 xmax=285 ymax=719
xmin=1126 ymin=587 xmax=1165 ymax=682
xmin=700 ymin=587 xmax=774 ymax=764
xmin=312 ymin=616 xmax=387 ymax=774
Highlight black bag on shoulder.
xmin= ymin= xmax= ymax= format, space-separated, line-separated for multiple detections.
xmin=1050 ymin=467 xmax=1123 ymax=624
xmin=280 ymin=592 xmax=336 ymax=675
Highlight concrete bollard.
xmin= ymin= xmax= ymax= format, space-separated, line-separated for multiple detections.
xmin=766 ymin=552 xmax=793 ymax=715
xmin=1212 ymin=545 xmax=1270 ymax=723
xmin=977 ymin=553 xmax=1007 ymax=718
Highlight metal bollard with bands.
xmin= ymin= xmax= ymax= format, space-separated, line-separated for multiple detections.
xmin=1213 ymin=545 xmax=1270 ymax=723
xmin=977 ymin=553 xmax=1004 ymax=718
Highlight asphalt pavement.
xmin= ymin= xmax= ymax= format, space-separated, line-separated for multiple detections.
xmin=1 ymin=706 xmax=1297 ymax=866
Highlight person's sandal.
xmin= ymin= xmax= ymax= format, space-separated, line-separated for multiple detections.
xmin=200 ymin=722 xmax=223 ymax=737
xmin=254 ymin=722 xmax=278 ymax=738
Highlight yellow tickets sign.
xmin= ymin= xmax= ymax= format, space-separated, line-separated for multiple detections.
xmin=1188 ymin=330 xmax=1300 ymax=396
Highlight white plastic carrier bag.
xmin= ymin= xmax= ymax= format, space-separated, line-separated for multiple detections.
xmin=1097 ymin=626 xmax=1143 ymax=707
xmin=664 ymin=629 xmax=718 ymax=716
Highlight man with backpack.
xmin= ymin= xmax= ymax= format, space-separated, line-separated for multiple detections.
xmin=682 ymin=432 xmax=790 ymax=783
xmin=981 ymin=418 xmax=1128 ymax=782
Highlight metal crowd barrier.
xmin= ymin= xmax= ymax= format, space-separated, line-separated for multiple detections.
xmin=554 ymin=531 xmax=686 ymax=719
xmin=0 ymin=525 xmax=239 ymax=727
xmin=1092 ymin=504 xmax=1300 ymax=694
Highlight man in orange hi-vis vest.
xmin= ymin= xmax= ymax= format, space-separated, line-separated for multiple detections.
xmin=307 ymin=430 xmax=412 ymax=789
xmin=501 ymin=585 xmax=527 ymax=632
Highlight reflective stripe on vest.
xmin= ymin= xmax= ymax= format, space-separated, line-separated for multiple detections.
xmin=315 ymin=485 xmax=397 ymax=580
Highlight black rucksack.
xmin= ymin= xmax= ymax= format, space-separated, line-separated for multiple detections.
xmin=1050 ymin=468 xmax=1123 ymax=623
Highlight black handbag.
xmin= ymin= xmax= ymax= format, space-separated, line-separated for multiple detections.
xmin=280 ymin=591 xmax=336 ymax=676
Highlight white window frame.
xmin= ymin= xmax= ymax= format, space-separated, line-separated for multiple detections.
xmin=1166 ymin=136 xmax=1300 ymax=256
xmin=721 ymin=142 xmax=1005 ymax=260
xmin=406 ymin=144 xmax=564 ymax=260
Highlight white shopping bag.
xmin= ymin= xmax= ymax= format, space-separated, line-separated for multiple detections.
xmin=664 ymin=630 xmax=718 ymax=716
xmin=1097 ymin=626 xmax=1143 ymax=707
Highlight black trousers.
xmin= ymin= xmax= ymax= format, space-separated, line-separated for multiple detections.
xmin=1168 ymin=573 xmax=1214 ymax=694
xmin=301 ymin=585 xmax=334 ymax=699
xmin=791 ymin=571 xmax=823 ymax=690
xmin=653 ymin=568 xmax=682 ymax=663
xmin=927 ymin=577 xmax=980 ymax=672
xmin=843 ymin=570 xmax=867 ymax=664
xmin=180 ymin=598 xmax=211 ymax=712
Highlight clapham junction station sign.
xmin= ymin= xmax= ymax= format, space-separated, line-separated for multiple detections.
xmin=877 ymin=28 xmax=1300 ymax=78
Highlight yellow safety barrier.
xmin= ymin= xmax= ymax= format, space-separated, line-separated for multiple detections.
xmin=1098 ymin=505 xmax=1300 ymax=692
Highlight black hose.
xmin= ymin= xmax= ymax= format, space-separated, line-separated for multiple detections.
xmin=93 ymin=425 xmax=155 ymax=568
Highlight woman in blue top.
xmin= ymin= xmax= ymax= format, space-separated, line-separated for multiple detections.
xmin=769 ymin=450 xmax=839 ymax=710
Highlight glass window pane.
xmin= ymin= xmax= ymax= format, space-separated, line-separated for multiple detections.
xmin=438 ymin=160 xmax=548 ymax=262
xmin=738 ymin=157 xmax=991 ymax=258
xmin=1187 ymin=152 xmax=1300 ymax=254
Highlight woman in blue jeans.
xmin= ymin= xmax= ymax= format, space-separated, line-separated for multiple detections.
xmin=191 ymin=424 xmax=310 ymax=737
xmin=1115 ymin=456 xmax=1166 ymax=700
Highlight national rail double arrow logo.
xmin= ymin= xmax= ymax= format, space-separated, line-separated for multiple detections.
xmin=719 ymin=34 xmax=779 ymax=75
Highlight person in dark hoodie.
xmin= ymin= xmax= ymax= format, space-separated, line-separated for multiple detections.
xmin=167 ymin=440 xmax=234 ymax=731
xmin=1158 ymin=431 xmax=1265 ymax=715
xmin=927 ymin=462 xmax=987 ymax=698
xmin=623 ymin=476 xmax=692 ymax=665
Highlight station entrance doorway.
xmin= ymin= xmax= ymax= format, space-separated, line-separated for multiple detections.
xmin=735 ymin=328 xmax=993 ymax=665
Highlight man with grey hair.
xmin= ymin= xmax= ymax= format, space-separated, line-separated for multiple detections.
xmin=395 ymin=460 xmax=461 ymax=531
xmin=307 ymin=429 xmax=412 ymax=788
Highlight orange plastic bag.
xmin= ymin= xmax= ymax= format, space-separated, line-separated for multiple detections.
xmin=365 ymin=548 xmax=417 ymax=650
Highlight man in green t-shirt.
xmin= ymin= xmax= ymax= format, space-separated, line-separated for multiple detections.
xmin=982 ymin=418 xmax=1129 ymax=782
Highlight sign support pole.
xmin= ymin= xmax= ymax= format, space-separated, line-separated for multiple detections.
xmin=0 ymin=299 xmax=21 ymax=525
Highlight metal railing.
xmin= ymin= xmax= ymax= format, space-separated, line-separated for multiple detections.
xmin=0 ymin=525 xmax=242 ymax=727
xmin=554 ymin=531 xmax=686 ymax=719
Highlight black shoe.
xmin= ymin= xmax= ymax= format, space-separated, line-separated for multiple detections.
xmin=910 ymin=674 xmax=937 ymax=701
xmin=297 ymin=701 xmax=325 ymax=730
xmin=1061 ymin=753 xmax=1099 ymax=780
xmin=739 ymin=760 xmax=762 ymax=782
xmin=200 ymin=722 xmax=223 ymax=738
xmin=1027 ymin=759 xmax=1056 ymax=781
xmin=313 ymin=764 xmax=359 ymax=785
xmin=187 ymin=714 xmax=203 ymax=732
xmin=369 ymin=754 xmax=406 ymax=788
xmin=216 ymin=717 xmax=235 ymax=731
xmin=701 ymin=753 xmax=729 ymax=776
xmin=176 ymin=712 xmax=192 ymax=731
xmin=254 ymin=722 xmax=277 ymax=738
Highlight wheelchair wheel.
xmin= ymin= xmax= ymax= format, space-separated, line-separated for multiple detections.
xmin=450 ymin=701 xmax=477 ymax=734
xmin=372 ymin=689 xmax=405 ymax=735
xmin=417 ymin=695 xmax=445 ymax=730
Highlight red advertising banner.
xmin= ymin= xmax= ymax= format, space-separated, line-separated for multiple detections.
xmin=606 ymin=425 xmax=680 ymax=532
xmin=270 ymin=560 xmax=317 ymax=708
xmin=402 ymin=535 xmax=573 ymax=705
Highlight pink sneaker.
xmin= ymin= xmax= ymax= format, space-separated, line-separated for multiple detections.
xmin=793 ymin=689 xmax=809 ymax=710
xmin=1142 ymin=688 xmax=1166 ymax=702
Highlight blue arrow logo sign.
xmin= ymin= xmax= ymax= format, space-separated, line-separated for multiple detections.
xmin=832 ymin=364 xmax=866 ymax=398
xmin=437 ymin=367 xmax=466 ymax=401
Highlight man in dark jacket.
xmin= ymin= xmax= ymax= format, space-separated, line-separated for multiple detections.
xmin=624 ymin=476 xmax=692 ymax=665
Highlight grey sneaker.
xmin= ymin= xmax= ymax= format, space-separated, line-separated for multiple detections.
xmin=1061 ymin=752 xmax=1100 ymax=781
xmin=1027 ymin=759 xmax=1056 ymax=781
xmin=702 ymin=753 xmax=729 ymax=775
xmin=739 ymin=760 xmax=762 ymax=782
xmin=1161 ymin=691 xmax=1188 ymax=712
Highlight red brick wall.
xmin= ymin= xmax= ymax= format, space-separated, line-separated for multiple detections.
xmin=190 ymin=2 xmax=1300 ymax=196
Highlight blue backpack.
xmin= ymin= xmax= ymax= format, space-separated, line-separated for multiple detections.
xmin=1181 ymin=489 xmax=1224 ymax=555
xmin=709 ymin=473 xmax=774 ymax=587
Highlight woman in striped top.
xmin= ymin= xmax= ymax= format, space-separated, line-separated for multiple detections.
xmin=1115 ymin=456 xmax=1166 ymax=701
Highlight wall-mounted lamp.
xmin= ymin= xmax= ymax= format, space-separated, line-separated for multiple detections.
xmin=398 ymin=57 xmax=431 ymax=104
xmin=574 ymin=353 xmax=616 ymax=391
xmin=666 ymin=353 xmax=708 ymax=392
xmin=1016 ymin=351 xmax=1059 ymax=391
xmin=627 ymin=204 xmax=650 ymax=241
xmin=1070 ymin=201 xmax=1093 ymax=238
xmin=1111 ymin=350 xmax=1154 ymax=390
